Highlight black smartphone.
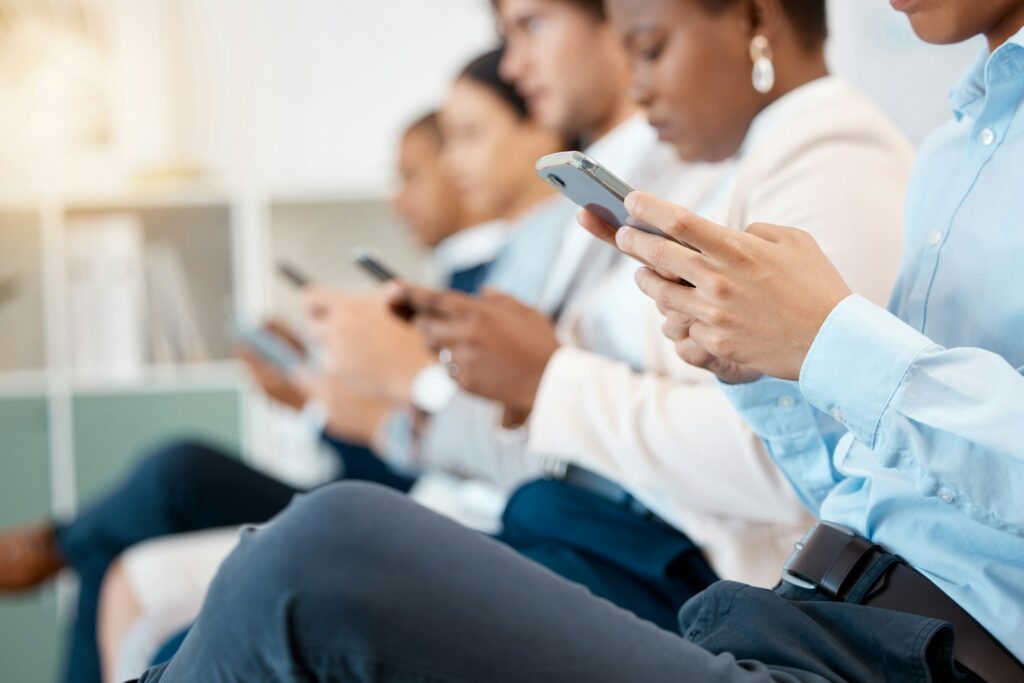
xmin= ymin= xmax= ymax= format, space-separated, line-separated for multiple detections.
xmin=353 ymin=248 xmax=401 ymax=283
xmin=277 ymin=262 xmax=314 ymax=288
xmin=352 ymin=248 xmax=425 ymax=321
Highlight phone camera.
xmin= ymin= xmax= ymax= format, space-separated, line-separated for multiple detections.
xmin=547 ymin=173 xmax=566 ymax=188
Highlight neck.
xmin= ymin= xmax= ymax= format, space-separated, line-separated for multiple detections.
xmin=987 ymin=4 xmax=1024 ymax=51
xmin=582 ymin=89 xmax=639 ymax=146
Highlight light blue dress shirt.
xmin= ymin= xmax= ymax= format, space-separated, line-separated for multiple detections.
xmin=719 ymin=30 xmax=1024 ymax=659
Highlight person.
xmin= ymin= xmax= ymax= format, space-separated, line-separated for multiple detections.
xmin=134 ymin=0 xmax=1024 ymax=681
xmin=92 ymin=47 xmax=572 ymax=683
xmin=0 ymin=95 xmax=529 ymax=683
xmin=385 ymin=0 xmax=908 ymax=625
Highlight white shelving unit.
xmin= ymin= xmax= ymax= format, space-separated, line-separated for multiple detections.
xmin=0 ymin=182 xmax=433 ymax=519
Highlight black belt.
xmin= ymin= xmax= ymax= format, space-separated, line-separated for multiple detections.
xmin=783 ymin=522 xmax=1024 ymax=683
xmin=552 ymin=464 xmax=671 ymax=528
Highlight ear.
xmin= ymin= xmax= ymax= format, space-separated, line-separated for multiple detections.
xmin=741 ymin=0 xmax=786 ymax=41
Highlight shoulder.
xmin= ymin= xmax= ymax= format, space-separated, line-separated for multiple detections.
xmin=744 ymin=79 xmax=915 ymax=183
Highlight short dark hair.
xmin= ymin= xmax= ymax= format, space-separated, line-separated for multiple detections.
xmin=490 ymin=0 xmax=605 ymax=21
xmin=700 ymin=0 xmax=827 ymax=50
xmin=459 ymin=47 xmax=530 ymax=119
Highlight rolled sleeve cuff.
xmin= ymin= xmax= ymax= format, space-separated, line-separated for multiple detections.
xmin=799 ymin=294 xmax=933 ymax=447
xmin=526 ymin=347 xmax=592 ymax=457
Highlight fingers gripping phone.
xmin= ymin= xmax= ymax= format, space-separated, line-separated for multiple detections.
xmin=536 ymin=151 xmax=696 ymax=250
xmin=352 ymin=247 xmax=424 ymax=321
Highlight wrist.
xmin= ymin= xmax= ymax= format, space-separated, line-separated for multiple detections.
xmin=389 ymin=356 xmax=434 ymax=406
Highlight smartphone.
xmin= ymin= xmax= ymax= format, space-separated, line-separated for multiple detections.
xmin=277 ymin=262 xmax=314 ymax=288
xmin=353 ymin=248 xmax=401 ymax=283
xmin=536 ymin=151 xmax=696 ymax=250
xmin=352 ymin=247 xmax=424 ymax=321
xmin=231 ymin=319 xmax=304 ymax=373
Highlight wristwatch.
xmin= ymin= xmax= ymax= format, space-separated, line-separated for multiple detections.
xmin=410 ymin=363 xmax=458 ymax=414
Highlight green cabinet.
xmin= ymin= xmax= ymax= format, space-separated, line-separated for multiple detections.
xmin=0 ymin=397 xmax=60 ymax=683
xmin=72 ymin=390 xmax=243 ymax=505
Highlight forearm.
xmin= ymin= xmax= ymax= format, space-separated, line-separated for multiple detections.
xmin=800 ymin=294 xmax=1024 ymax=531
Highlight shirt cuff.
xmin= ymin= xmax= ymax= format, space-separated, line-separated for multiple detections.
xmin=798 ymin=294 xmax=933 ymax=447
xmin=717 ymin=376 xmax=812 ymax=436
xmin=376 ymin=409 xmax=417 ymax=469
xmin=526 ymin=346 xmax=592 ymax=457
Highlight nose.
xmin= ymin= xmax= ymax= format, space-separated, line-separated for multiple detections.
xmin=499 ymin=41 xmax=525 ymax=83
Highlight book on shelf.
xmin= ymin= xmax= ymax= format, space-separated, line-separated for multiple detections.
xmin=66 ymin=214 xmax=147 ymax=379
xmin=66 ymin=214 xmax=211 ymax=380
xmin=144 ymin=243 xmax=209 ymax=365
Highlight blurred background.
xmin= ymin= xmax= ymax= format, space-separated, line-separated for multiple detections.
xmin=0 ymin=0 xmax=981 ymax=679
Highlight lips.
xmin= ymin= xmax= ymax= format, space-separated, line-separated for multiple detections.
xmin=889 ymin=0 xmax=914 ymax=11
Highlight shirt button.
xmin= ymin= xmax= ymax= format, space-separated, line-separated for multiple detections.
xmin=938 ymin=489 xmax=956 ymax=504
xmin=777 ymin=396 xmax=795 ymax=408
xmin=829 ymin=406 xmax=846 ymax=424
xmin=978 ymin=127 xmax=996 ymax=146
xmin=927 ymin=230 xmax=944 ymax=246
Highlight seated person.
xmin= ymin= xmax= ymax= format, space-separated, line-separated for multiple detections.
xmin=135 ymin=0 xmax=1024 ymax=681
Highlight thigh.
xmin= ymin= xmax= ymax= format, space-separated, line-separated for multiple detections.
xmin=153 ymin=483 xmax=782 ymax=683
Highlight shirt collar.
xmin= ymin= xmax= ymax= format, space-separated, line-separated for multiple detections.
xmin=432 ymin=219 xmax=509 ymax=276
xmin=949 ymin=25 xmax=1024 ymax=121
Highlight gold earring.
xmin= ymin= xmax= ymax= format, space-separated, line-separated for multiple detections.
xmin=750 ymin=35 xmax=774 ymax=94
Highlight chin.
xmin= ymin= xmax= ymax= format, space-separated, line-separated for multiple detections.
xmin=903 ymin=11 xmax=976 ymax=45
xmin=669 ymin=138 xmax=704 ymax=164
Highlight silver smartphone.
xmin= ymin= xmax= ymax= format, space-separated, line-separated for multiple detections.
xmin=536 ymin=151 xmax=693 ymax=249
xmin=231 ymin=319 xmax=304 ymax=373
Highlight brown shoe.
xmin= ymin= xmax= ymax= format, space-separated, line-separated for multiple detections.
xmin=0 ymin=522 xmax=66 ymax=592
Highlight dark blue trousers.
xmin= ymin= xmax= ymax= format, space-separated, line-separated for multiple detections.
xmin=137 ymin=483 xmax=969 ymax=683
xmin=496 ymin=478 xmax=718 ymax=631
xmin=54 ymin=437 xmax=414 ymax=683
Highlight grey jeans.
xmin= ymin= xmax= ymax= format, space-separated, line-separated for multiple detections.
xmin=136 ymin=482 xmax=965 ymax=683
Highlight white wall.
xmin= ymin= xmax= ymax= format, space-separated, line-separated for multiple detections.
xmin=169 ymin=0 xmax=498 ymax=192
xmin=826 ymin=0 xmax=983 ymax=145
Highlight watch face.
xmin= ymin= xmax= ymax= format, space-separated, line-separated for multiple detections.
xmin=411 ymin=363 xmax=458 ymax=414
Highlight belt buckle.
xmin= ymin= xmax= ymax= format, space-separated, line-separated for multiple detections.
xmin=781 ymin=522 xmax=857 ymax=591
xmin=540 ymin=457 xmax=568 ymax=479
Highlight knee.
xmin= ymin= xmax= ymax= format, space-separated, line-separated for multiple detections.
xmin=265 ymin=481 xmax=410 ymax=556
xmin=226 ymin=482 xmax=413 ymax=599
xmin=130 ymin=439 xmax=229 ymax=492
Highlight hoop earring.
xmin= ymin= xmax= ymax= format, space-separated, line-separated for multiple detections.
xmin=750 ymin=35 xmax=775 ymax=94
